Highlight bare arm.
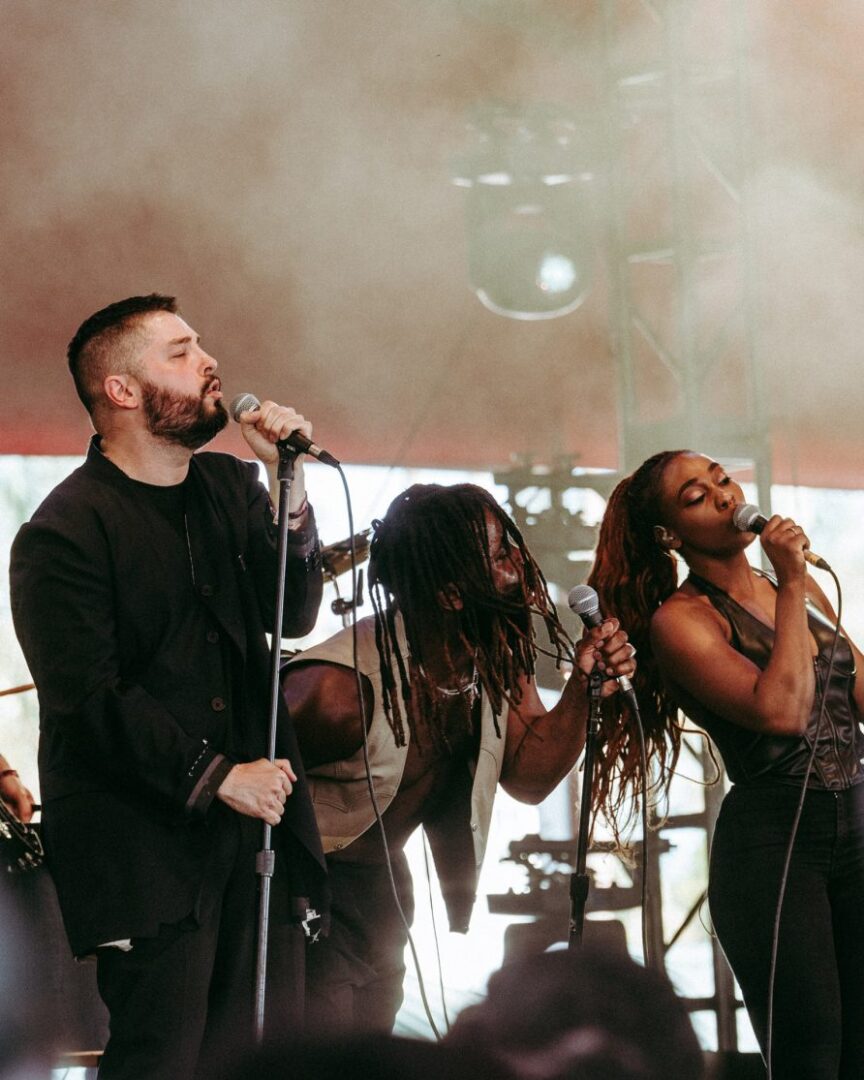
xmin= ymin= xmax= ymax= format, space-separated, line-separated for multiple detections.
xmin=282 ymin=661 xmax=373 ymax=768
xmin=219 ymin=663 xmax=374 ymax=826
xmin=500 ymin=620 xmax=636 ymax=804
xmin=0 ymin=755 xmax=35 ymax=823
xmin=237 ymin=398 xmax=312 ymax=520
xmin=652 ymin=515 xmax=822 ymax=737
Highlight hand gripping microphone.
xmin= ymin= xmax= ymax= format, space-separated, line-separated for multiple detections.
xmin=568 ymin=584 xmax=638 ymax=708
xmin=732 ymin=503 xmax=831 ymax=572
xmin=230 ymin=392 xmax=340 ymax=468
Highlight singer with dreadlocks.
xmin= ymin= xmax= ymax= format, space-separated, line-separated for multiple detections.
xmin=586 ymin=450 xmax=864 ymax=1080
xmin=282 ymin=482 xmax=636 ymax=1034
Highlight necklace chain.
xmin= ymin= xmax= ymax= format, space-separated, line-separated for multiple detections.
xmin=417 ymin=662 xmax=479 ymax=701
xmin=183 ymin=512 xmax=196 ymax=587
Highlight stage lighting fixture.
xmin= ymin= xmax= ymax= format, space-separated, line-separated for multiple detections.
xmin=452 ymin=103 xmax=594 ymax=321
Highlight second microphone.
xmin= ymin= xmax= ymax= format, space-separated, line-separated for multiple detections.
xmin=568 ymin=583 xmax=639 ymax=710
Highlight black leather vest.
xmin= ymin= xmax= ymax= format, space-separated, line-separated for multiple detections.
xmin=672 ymin=572 xmax=863 ymax=790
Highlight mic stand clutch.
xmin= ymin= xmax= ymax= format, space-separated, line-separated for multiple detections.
xmin=254 ymin=443 xmax=298 ymax=1043
xmin=569 ymin=670 xmax=604 ymax=949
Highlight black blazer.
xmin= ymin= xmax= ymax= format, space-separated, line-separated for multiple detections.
xmin=10 ymin=439 xmax=327 ymax=954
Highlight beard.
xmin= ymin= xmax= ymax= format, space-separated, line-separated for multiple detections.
xmin=140 ymin=378 xmax=229 ymax=450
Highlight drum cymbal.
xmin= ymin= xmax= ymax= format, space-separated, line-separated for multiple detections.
xmin=321 ymin=529 xmax=371 ymax=580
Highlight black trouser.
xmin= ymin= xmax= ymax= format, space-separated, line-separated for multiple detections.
xmin=305 ymin=853 xmax=414 ymax=1034
xmin=95 ymin=811 xmax=305 ymax=1080
xmin=709 ymin=781 xmax=864 ymax=1079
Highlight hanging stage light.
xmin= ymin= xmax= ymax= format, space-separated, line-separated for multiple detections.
xmin=452 ymin=103 xmax=594 ymax=321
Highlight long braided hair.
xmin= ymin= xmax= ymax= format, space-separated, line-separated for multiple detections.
xmin=586 ymin=450 xmax=690 ymax=824
xmin=368 ymin=483 xmax=572 ymax=747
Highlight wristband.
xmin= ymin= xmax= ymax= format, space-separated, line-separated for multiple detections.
xmin=288 ymin=495 xmax=309 ymax=520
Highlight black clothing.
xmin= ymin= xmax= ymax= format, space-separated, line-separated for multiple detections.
xmin=95 ymin=808 xmax=306 ymax=1080
xmin=681 ymin=571 xmax=864 ymax=1078
xmin=9 ymin=437 xmax=327 ymax=1074
xmin=679 ymin=571 xmax=863 ymax=789
xmin=304 ymin=854 xmax=414 ymax=1034
xmin=710 ymin=782 xmax=864 ymax=1080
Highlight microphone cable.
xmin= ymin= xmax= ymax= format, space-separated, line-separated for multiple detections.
xmin=764 ymin=567 xmax=843 ymax=1080
xmin=336 ymin=464 xmax=445 ymax=1040
xmin=235 ymin=402 xmax=444 ymax=1034
xmin=632 ymin=694 xmax=652 ymax=970
xmin=422 ymin=830 xmax=453 ymax=1033
xmin=534 ymin=633 xmax=653 ymax=969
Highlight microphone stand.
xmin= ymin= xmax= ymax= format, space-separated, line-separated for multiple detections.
xmin=254 ymin=443 xmax=298 ymax=1044
xmin=569 ymin=670 xmax=604 ymax=949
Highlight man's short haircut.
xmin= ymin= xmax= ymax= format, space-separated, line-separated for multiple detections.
xmin=67 ymin=293 xmax=178 ymax=414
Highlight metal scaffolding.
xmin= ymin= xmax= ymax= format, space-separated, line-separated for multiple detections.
xmin=491 ymin=1 xmax=774 ymax=1053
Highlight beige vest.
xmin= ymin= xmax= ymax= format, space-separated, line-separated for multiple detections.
xmin=289 ymin=615 xmax=507 ymax=931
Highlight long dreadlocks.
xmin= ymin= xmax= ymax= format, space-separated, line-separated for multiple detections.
xmin=368 ymin=483 xmax=572 ymax=747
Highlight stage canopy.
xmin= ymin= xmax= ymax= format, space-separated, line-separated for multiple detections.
xmin=1 ymin=1 xmax=862 ymax=489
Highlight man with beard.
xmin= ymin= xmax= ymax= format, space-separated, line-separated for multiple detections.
xmin=9 ymin=294 xmax=327 ymax=1079
xmin=281 ymin=483 xmax=637 ymax=1034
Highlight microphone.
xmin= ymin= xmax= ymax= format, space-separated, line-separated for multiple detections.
xmin=732 ymin=503 xmax=831 ymax=571
xmin=230 ymin=393 xmax=340 ymax=468
xmin=567 ymin=584 xmax=637 ymax=706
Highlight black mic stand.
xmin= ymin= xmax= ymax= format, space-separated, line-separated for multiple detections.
xmin=569 ymin=670 xmax=604 ymax=949
xmin=254 ymin=443 xmax=299 ymax=1043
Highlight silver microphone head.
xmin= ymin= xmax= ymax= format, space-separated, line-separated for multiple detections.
xmin=568 ymin=583 xmax=600 ymax=619
xmin=230 ymin=392 xmax=260 ymax=422
xmin=732 ymin=503 xmax=764 ymax=534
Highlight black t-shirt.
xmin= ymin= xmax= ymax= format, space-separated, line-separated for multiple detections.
xmin=124 ymin=474 xmax=249 ymax=754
